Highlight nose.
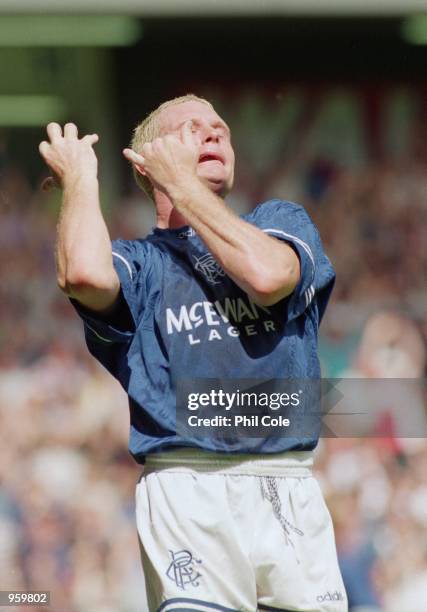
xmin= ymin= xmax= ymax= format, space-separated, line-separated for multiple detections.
xmin=202 ymin=124 xmax=220 ymax=144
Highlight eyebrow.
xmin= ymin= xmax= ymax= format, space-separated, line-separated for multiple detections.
xmin=176 ymin=118 xmax=231 ymax=135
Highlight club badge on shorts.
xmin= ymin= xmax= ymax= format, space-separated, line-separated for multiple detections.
xmin=166 ymin=549 xmax=203 ymax=590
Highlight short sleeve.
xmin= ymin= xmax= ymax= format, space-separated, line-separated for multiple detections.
xmin=111 ymin=238 xmax=151 ymax=328
xmin=70 ymin=238 xmax=152 ymax=347
xmin=249 ymin=200 xmax=335 ymax=323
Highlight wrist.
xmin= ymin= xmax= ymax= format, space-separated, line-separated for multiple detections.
xmin=62 ymin=171 xmax=98 ymax=191
xmin=166 ymin=174 xmax=205 ymax=206
xmin=62 ymin=174 xmax=99 ymax=209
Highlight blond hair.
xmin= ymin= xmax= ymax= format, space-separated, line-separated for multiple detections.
xmin=131 ymin=94 xmax=214 ymax=201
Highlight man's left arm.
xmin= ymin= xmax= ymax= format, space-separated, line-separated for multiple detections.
xmin=169 ymin=178 xmax=300 ymax=306
xmin=124 ymin=123 xmax=300 ymax=307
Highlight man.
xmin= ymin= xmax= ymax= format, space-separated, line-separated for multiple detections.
xmin=39 ymin=94 xmax=347 ymax=611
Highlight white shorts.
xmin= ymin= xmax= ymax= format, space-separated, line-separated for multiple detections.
xmin=135 ymin=449 xmax=348 ymax=612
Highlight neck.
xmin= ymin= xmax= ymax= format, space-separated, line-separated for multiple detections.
xmin=154 ymin=189 xmax=188 ymax=229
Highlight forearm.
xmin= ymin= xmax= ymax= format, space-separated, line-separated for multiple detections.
xmin=169 ymin=178 xmax=299 ymax=304
xmin=56 ymin=175 xmax=119 ymax=310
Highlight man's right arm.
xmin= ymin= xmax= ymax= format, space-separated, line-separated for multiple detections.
xmin=39 ymin=122 xmax=120 ymax=313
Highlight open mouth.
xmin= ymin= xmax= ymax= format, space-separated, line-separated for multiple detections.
xmin=198 ymin=153 xmax=224 ymax=164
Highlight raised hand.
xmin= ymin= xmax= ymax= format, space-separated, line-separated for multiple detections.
xmin=123 ymin=121 xmax=199 ymax=196
xmin=39 ymin=122 xmax=99 ymax=191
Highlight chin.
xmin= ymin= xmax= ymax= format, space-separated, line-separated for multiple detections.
xmin=204 ymin=179 xmax=228 ymax=196
xmin=198 ymin=172 xmax=232 ymax=196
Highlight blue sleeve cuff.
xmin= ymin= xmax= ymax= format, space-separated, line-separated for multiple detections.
xmin=70 ymin=297 xmax=135 ymax=345
xmin=263 ymin=228 xmax=315 ymax=319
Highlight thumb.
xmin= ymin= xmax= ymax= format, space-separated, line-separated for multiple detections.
xmin=82 ymin=133 xmax=99 ymax=146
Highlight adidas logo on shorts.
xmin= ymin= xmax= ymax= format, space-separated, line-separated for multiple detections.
xmin=317 ymin=590 xmax=344 ymax=602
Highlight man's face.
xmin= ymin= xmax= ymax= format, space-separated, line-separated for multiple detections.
xmin=157 ymin=100 xmax=235 ymax=196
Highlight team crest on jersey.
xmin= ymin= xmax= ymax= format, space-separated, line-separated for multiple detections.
xmin=166 ymin=549 xmax=202 ymax=590
xmin=193 ymin=253 xmax=225 ymax=284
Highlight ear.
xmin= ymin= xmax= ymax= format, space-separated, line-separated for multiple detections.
xmin=134 ymin=164 xmax=147 ymax=177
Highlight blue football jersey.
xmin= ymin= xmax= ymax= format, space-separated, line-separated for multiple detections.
xmin=71 ymin=200 xmax=335 ymax=462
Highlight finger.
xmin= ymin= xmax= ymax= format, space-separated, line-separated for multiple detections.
xmin=181 ymin=120 xmax=194 ymax=146
xmin=64 ymin=123 xmax=78 ymax=139
xmin=46 ymin=122 xmax=62 ymax=142
xmin=123 ymin=148 xmax=145 ymax=165
xmin=164 ymin=134 xmax=178 ymax=147
xmin=38 ymin=141 xmax=50 ymax=158
xmin=150 ymin=138 xmax=163 ymax=155
xmin=82 ymin=133 xmax=99 ymax=146
xmin=141 ymin=142 xmax=153 ymax=157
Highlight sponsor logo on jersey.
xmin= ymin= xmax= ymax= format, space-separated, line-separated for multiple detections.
xmin=166 ymin=296 xmax=277 ymax=345
xmin=316 ymin=590 xmax=345 ymax=602
xmin=166 ymin=549 xmax=202 ymax=590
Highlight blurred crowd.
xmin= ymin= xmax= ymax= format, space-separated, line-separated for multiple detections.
xmin=1 ymin=85 xmax=427 ymax=611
